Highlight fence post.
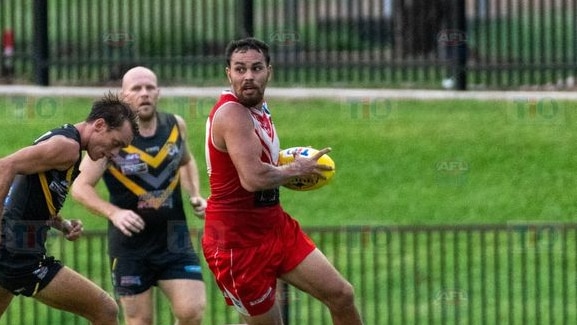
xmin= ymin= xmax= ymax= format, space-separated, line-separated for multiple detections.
xmin=240 ymin=0 xmax=254 ymax=37
xmin=33 ymin=0 xmax=49 ymax=86
xmin=454 ymin=0 xmax=467 ymax=90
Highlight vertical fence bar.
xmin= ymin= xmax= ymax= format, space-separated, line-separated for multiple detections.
xmin=562 ymin=227 xmax=568 ymax=325
xmin=548 ymin=228 xmax=555 ymax=325
xmin=372 ymin=228 xmax=381 ymax=324
xmin=493 ymin=230 xmax=501 ymax=325
xmin=549 ymin=0 xmax=558 ymax=86
xmin=516 ymin=0 xmax=525 ymax=86
xmin=573 ymin=0 xmax=577 ymax=81
xmin=453 ymin=229 xmax=461 ymax=324
xmin=359 ymin=228 xmax=368 ymax=323
xmin=495 ymin=0 xmax=503 ymax=87
xmin=507 ymin=227 xmax=515 ymax=325
xmin=318 ymin=0 xmax=327 ymax=85
xmin=559 ymin=0 xmax=568 ymax=86
xmin=534 ymin=227 xmax=542 ymax=324
xmin=69 ymin=0 xmax=76 ymax=82
xmin=470 ymin=0 xmax=481 ymax=87
xmin=241 ymin=0 xmax=253 ymax=37
xmin=439 ymin=230 xmax=446 ymax=324
xmin=53 ymin=0 xmax=60 ymax=81
xmin=480 ymin=230 xmax=487 ymax=325
xmin=528 ymin=0 xmax=535 ymax=84
xmin=426 ymin=229 xmax=433 ymax=325
xmin=387 ymin=226 xmax=394 ymax=325
xmin=520 ymin=230 xmax=528 ymax=325
xmin=33 ymin=0 xmax=49 ymax=85
xmin=399 ymin=230 xmax=407 ymax=325
xmin=538 ymin=0 xmax=545 ymax=85
xmin=412 ymin=231 xmax=420 ymax=325
xmin=466 ymin=229 xmax=473 ymax=324
xmin=455 ymin=0 xmax=468 ymax=90
xmin=506 ymin=0 xmax=513 ymax=86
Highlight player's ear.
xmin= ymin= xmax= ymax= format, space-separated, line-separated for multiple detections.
xmin=94 ymin=118 xmax=107 ymax=132
xmin=266 ymin=65 xmax=273 ymax=82
xmin=225 ymin=67 xmax=232 ymax=84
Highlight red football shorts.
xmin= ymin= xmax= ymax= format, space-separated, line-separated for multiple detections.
xmin=202 ymin=213 xmax=316 ymax=316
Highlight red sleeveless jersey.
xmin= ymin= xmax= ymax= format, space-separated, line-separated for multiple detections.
xmin=204 ymin=91 xmax=285 ymax=247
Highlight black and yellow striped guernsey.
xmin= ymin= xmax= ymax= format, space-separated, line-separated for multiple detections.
xmin=1 ymin=124 xmax=81 ymax=256
xmin=103 ymin=112 xmax=192 ymax=257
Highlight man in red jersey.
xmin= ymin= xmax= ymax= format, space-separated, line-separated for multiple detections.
xmin=203 ymin=37 xmax=364 ymax=325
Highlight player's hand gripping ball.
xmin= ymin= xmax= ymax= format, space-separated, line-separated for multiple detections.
xmin=278 ymin=147 xmax=335 ymax=191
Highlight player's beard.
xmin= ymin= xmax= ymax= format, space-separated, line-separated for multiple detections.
xmin=237 ymin=87 xmax=264 ymax=108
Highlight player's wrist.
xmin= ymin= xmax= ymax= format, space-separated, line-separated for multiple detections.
xmin=105 ymin=207 xmax=119 ymax=220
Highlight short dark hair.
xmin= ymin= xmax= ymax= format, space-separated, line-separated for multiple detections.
xmin=87 ymin=92 xmax=139 ymax=134
xmin=225 ymin=37 xmax=271 ymax=67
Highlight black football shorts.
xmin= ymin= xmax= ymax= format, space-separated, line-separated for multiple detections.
xmin=0 ymin=249 xmax=63 ymax=297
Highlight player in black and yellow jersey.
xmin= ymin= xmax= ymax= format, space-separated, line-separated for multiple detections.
xmin=0 ymin=93 xmax=138 ymax=325
xmin=72 ymin=67 xmax=206 ymax=325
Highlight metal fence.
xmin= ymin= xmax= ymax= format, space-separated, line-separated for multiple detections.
xmin=1 ymin=224 xmax=576 ymax=325
xmin=0 ymin=0 xmax=576 ymax=90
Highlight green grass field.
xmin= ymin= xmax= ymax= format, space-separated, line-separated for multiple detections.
xmin=0 ymin=94 xmax=576 ymax=324
xmin=2 ymin=95 xmax=575 ymax=228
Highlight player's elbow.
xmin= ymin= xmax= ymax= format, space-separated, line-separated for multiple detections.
xmin=70 ymin=182 xmax=89 ymax=203
xmin=239 ymin=178 xmax=269 ymax=192
xmin=240 ymin=180 xmax=261 ymax=192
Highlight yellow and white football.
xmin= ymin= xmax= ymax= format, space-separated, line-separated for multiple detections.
xmin=278 ymin=147 xmax=336 ymax=191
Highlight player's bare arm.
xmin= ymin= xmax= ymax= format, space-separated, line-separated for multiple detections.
xmin=0 ymin=136 xmax=79 ymax=210
xmin=0 ymin=135 xmax=80 ymax=174
xmin=213 ymin=102 xmax=329 ymax=192
xmin=175 ymin=114 xmax=206 ymax=217
xmin=71 ymin=155 xmax=145 ymax=236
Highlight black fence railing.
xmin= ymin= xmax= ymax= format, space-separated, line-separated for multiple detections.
xmin=1 ymin=224 xmax=576 ymax=325
xmin=0 ymin=1 xmax=577 ymax=89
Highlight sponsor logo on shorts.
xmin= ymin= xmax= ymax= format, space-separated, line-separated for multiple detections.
xmin=184 ymin=265 xmax=201 ymax=273
xmin=120 ymin=275 xmax=141 ymax=286
xmin=250 ymin=286 xmax=273 ymax=306
xmin=32 ymin=266 xmax=49 ymax=280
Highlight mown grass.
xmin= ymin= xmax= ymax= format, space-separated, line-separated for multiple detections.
xmin=1 ymin=95 xmax=576 ymax=226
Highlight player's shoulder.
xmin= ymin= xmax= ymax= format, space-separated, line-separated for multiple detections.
xmin=34 ymin=124 xmax=79 ymax=144
xmin=217 ymin=101 xmax=250 ymax=118
xmin=37 ymin=131 xmax=80 ymax=151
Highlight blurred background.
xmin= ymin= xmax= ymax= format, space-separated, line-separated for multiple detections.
xmin=1 ymin=0 xmax=576 ymax=90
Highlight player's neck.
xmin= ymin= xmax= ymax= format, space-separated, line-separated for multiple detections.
xmin=138 ymin=116 xmax=157 ymax=137
xmin=74 ymin=122 xmax=88 ymax=150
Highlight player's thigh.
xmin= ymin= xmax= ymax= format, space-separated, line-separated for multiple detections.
xmin=240 ymin=301 xmax=283 ymax=325
xmin=119 ymin=289 xmax=154 ymax=320
xmin=158 ymin=279 xmax=205 ymax=314
xmin=34 ymin=266 xmax=117 ymax=318
xmin=281 ymin=248 xmax=351 ymax=302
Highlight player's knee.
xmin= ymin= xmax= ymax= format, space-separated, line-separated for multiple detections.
xmin=174 ymin=298 xmax=206 ymax=323
xmin=91 ymin=295 xmax=119 ymax=324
